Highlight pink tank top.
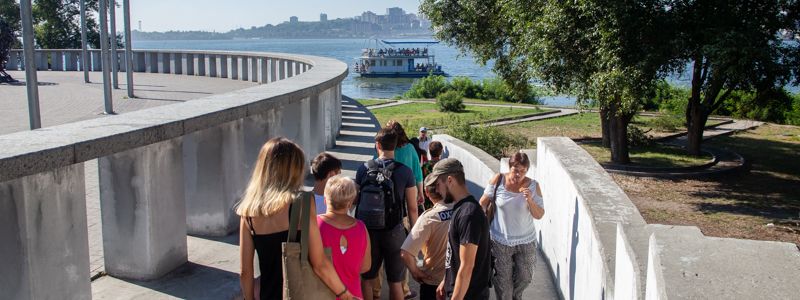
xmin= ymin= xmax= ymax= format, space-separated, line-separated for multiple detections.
xmin=316 ymin=216 xmax=368 ymax=299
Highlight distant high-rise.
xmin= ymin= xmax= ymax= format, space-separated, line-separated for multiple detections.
xmin=138 ymin=20 xmax=142 ymax=31
xmin=320 ymin=13 xmax=327 ymax=22
xmin=290 ymin=16 xmax=299 ymax=23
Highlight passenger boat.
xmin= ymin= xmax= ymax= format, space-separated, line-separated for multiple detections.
xmin=353 ymin=40 xmax=446 ymax=78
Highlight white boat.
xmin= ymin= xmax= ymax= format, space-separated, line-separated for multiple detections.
xmin=354 ymin=40 xmax=446 ymax=78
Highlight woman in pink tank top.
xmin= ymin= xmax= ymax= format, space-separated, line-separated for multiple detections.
xmin=317 ymin=175 xmax=371 ymax=299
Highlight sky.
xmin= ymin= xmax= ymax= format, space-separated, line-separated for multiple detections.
xmin=119 ymin=0 xmax=422 ymax=32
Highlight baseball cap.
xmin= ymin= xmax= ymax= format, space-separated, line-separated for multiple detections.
xmin=423 ymin=158 xmax=463 ymax=187
xmin=419 ymin=126 xmax=428 ymax=132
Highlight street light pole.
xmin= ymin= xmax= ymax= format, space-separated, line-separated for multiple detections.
xmin=99 ymin=0 xmax=114 ymax=114
xmin=80 ymin=0 xmax=89 ymax=83
xmin=19 ymin=0 xmax=41 ymax=129
xmin=123 ymin=0 xmax=134 ymax=98
xmin=109 ymin=0 xmax=119 ymax=89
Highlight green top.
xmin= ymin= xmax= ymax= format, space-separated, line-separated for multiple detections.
xmin=395 ymin=143 xmax=423 ymax=184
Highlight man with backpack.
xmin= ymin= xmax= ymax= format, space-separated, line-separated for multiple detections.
xmin=356 ymin=127 xmax=419 ymax=300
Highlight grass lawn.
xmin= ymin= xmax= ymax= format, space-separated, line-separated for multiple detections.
xmin=370 ymin=102 xmax=544 ymax=131
xmin=580 ymin=142 xmax=712 ymax=168
xmin=614 ymin=123 xmax=800 ymax=246
xmin=497 ymin=112 xmax=603 ymax=140
xmin=355 ymin=98 xmax=393 ymax=107
xmin=633 ymin=114 xmax=730 ymax=139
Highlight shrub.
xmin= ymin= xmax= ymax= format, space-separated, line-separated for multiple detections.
xmin=479 ymin=78 xmax=514 ymax=102
xmin=647 ymin=114 xmax=684 ymax=132
xmin=627 ymin=125 xmax=654 ymax=147
xmin=447 ymin=118 xmax=528 ymax=158
xmin=645 ymin=80 xmax=689 ymax=114
xmin=785 ymin=94 xmax=800 ymax=126
xmin=436 ymin=90 xmax=465 ymax=112
xmin=404 ymin=75 xmax=449 ymax=98
xmin=450 ymin=76 xmax=481 ymax=98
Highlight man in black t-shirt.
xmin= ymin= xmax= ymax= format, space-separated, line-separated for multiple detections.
xmin=425 ymin=158 xmax=491 ymax=300
xmin=356 ymin=128 xmax=419 ymax=300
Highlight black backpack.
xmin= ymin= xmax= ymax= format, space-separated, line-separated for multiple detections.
xmin=356 ymin=159 xmax=404 ymax=230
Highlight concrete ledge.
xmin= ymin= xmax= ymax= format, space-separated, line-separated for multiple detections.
xmin=0 ymin=51 xmax=347 ymax=182
xmin=432 ymin=134 xmax=499 ymax=197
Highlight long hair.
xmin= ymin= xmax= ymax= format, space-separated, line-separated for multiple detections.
xmin=236 ymin=137 xmax=306 ymax=217
xmin=386 ymin=120 xmax=410 ymax=147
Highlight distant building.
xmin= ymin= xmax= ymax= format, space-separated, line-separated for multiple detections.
xmin=290 ymin=16 xmax=299 ymax=23
xmin=386 ymin=7 xmax=406 ymax=26
xmin=361 ymin=11 xmax=379 ymax=24
xmin=320 ymin=13 xmax=327 ymax=22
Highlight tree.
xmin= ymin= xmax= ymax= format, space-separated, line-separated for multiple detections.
xmin=1 ymin=18 xmax=16 ymax=82
xmin=672 ymin=0 xmax=800 ymax=155
xmin=32 ymin=0 xmax=102 ymax=49
xmin=0 ymin=0 xmax=20 ymax=48
xmin=421 ymin=0 xmax=678 ymax=163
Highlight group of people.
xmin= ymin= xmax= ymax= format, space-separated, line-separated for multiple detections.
xmin=363 ymin=47 xmax=429 ymax=58
xmin=237 ymin=121 xmax=546 ymax=300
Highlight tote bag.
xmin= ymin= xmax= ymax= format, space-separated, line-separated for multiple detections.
xmin=282 ymin=191 xmax=335 ymax=299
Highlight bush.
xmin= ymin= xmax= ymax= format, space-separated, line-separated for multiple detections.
xmin=645 ymin=80 xmax=689 ymax=114
xmin=447 ymin=118 xmax=528 ymax=158
xmin=436 ymin=90 xmax=465 ymax=112
xmin=786 ymin=94 xmax=800 ymax=126
xmin=404 ymin=75 xmax=449 ymax=98
xmin=478 ymin=78 xmax=514 ymax=102
xmin=647 ymin=114 xmax=684 ymax=132
xmin=627 ymin=125 xmax=654 ymax=147
xmin=450 ymin=76 xmax=481 ymax=98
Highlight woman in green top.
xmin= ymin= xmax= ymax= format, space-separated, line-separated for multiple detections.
xmin=386 ymin=121 xmax=424 ymax=213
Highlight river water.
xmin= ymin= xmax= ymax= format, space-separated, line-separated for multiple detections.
xmin=133 ymin=38 xmax=580 ymax=106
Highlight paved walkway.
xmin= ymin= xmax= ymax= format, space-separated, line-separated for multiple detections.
xmin=0 ymin=71 xmax=256 ymax=135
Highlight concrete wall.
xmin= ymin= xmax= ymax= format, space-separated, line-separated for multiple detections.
xmin=500 ymin=139 xmax=649 ymax=300
xmin=0 ymin=50 xmax=347 ymax=297
xmin=431 ymin=134 xmax=500 ymax=197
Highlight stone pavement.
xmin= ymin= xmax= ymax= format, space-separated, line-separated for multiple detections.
xmin=0 ymin=70 xmax=256 ymax=135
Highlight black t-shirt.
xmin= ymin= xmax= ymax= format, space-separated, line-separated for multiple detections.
xmin=355 ymin=158 xmax=415 ymax=224
xmin=444 ymin=195 xmax=491 ymax=299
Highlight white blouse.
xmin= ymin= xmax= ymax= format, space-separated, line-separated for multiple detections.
xmin=483 ymin=177 xmax=543 ymax=246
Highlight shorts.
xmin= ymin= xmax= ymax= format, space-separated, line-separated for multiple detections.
xmin=361 ymin=223 xmax=407 ymax=282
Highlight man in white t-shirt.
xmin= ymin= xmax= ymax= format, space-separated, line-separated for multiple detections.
xmin=310 ymin=152 xmax=342 ymax=215
xmin=418 ymin=127 xmax=431 ymax=163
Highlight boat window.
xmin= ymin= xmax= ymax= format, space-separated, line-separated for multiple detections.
xmin=396 ymin=59 xmax=403 ymax=66
xmin=370 ymin=60 xmax=376 ymax=66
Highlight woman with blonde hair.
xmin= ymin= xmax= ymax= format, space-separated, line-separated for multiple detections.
xmin=237 ymin=137 xmax=353 ymax=300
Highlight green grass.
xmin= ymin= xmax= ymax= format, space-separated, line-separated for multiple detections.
xmin=356 ymin=98 xmax=393 ymax=107
xmin=497 ymin=112 xmax=603 ymax=140
xmin=579 ymin=142 xmax=713 ymax=168
xmin=399 ymin=97 xmax=544 ymax=107
xmin=370 ymin=102 xmax=544 ymax=131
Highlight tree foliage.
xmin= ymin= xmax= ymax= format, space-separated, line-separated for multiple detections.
xmin=0 ymin=0 xmax=105 ymax=49
xmin=421 ymin=0 xmax=678 ymax=163
xmin=671 ymin=0 xmax=800 ymax=155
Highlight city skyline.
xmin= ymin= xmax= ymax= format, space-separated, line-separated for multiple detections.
xmin=121 ymin=0 xmax=422 ymax=32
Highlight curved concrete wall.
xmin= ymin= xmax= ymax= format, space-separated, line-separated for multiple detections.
xmin=0 ymin=50 xmax=346 ymax=298
xmin=432 ymin=134 xmax=500 ymax=197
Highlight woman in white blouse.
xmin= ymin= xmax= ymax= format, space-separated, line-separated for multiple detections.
xmin=479 ymin=152 xmax=545 ymax=300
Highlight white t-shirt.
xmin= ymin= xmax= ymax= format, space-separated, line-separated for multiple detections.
xmin=314 ymin=193 xmax=327 ymax=215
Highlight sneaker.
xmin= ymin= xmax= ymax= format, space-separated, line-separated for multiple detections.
xmin=405 ymin=290 xmax=418 ymax=299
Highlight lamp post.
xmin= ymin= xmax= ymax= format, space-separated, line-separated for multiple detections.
xmin=19 ymin=0 xmax=40 ymax=129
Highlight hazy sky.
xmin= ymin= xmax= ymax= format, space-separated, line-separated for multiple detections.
xmin=120 ymin=0 xmax=422 ymax=32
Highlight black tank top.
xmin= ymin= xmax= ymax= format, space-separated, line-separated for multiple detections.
xmin=247 ymin=204 xmax=299 ymax=300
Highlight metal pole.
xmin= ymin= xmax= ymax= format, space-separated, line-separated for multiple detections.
xmin=20 ymin=0 xmax=41 ymax=129
xmin=109 ymin=0 xmax=119 ymax=89
xmin=123 ymin=0 xmax=134 ymax=98
xmin=99 ymin=0 xmax=114 ymax=114
xmin=80 ymin=0 xmax=89 ymax=83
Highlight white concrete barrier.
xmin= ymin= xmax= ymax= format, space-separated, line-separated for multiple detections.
xmin=1 ymin=49 xmax=345 ymax=296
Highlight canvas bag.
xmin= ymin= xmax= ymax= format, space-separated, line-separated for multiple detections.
xmin=282 ymin=191 xmax=335 ymax=299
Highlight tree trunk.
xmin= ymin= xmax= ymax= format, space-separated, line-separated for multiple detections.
xmin=600 ymin=106 xmax=611 ymax=148
xmin=609 ymin=114 xmax=631 ymax=164
xmin=686 ymin=101 xmax=709 ymax=156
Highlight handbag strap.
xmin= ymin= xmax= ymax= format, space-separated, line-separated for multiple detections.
xmin=298 ymin=192 xmax=312 ymax=265
xmin=489 ymin=174 xmax=503 ymax=222
xmin=287 ymin=192 xmax=305 ymax=243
